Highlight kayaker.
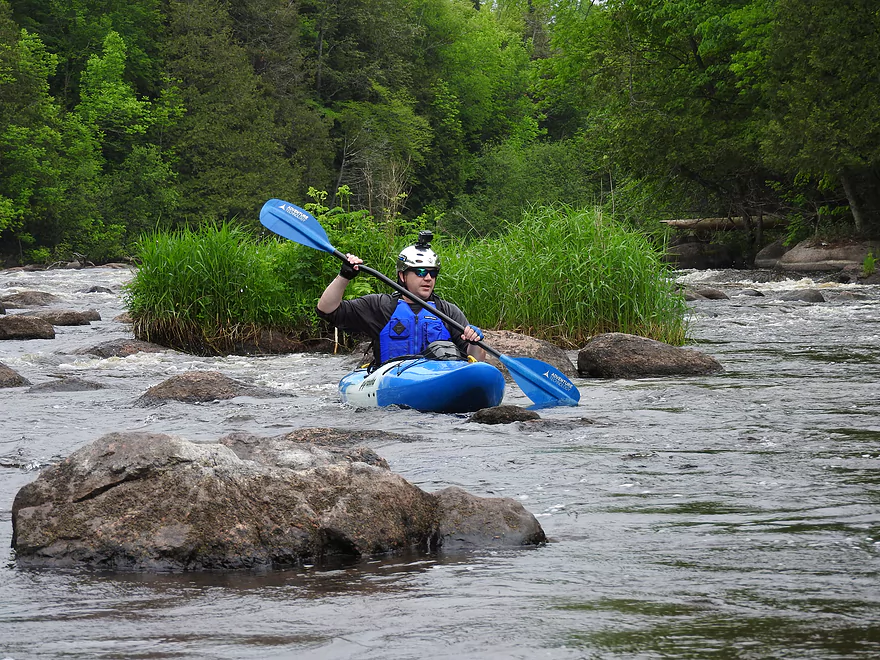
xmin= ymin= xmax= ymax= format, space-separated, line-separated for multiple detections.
xmin=316 ymin=232 xmax=487 ymax=367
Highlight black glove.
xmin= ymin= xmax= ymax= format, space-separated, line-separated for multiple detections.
xmin=339 ymin=260 xmax=359 ymax=280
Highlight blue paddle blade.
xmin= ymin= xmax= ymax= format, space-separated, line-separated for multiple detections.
xmin=499 ymin=355 xmax=580 ymax=408
xmin=259 ymin=199 xmax=335 ymax=254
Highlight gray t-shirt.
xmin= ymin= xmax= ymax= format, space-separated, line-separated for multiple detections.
xmin=316 ymin=292 xmax=471 ymax=363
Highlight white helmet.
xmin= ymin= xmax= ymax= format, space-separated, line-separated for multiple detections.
xmin=397 ymin=231 xmax=440 ymax=272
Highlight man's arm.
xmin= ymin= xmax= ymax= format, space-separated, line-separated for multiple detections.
xmin=317 ymin=275 xmax=351 ymax=314
xmin=317 ymin=254 xmax=363 ymax=314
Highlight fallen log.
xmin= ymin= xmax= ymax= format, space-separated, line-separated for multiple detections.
xmin=661 ymin=216 xmax=785 ymax=231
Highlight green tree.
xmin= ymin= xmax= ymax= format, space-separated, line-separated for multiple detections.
xmin=758 ymin=0 xmax=880 ymax=234
xmin=331 ymin=84 xmax=432 ymax=222
xmin=164 ymin=0 xmax=299 ymax=223
xmin=228 ymin=0 xmax=334 ymax=198
xmin=0 ymin=2 xmax=103 ymax=259
xmin=537 ymin=1 xmax=776 ymax=230
xmin=299 ymin=0 xmax=421 ymax=103
xmin=8 ymin=0 xmax=165 ymax=107
xmin=71 ymin=29 xmax=181 ymax=253
xmin=412 ymin=0 xmax=538 ymax=212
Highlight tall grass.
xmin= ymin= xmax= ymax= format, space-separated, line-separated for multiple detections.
xmin=126 ymin=205 xmax=689 ymax=354
xmin=437 ymin=205 xmax=688 ymax=346
xmin=125 ymin=223 xmax=297 ymax=354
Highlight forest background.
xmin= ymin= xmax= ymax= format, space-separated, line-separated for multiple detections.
xmin=1 ymin=0 xmax=879 ymax=266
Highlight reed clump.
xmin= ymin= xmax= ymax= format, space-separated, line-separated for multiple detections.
xmin=125 ymin=223 xmax=303 ymax=354
xmin=126 ymin=205 xmax=689 ymax=354
xmin=437 ymin=205 xmax=688 ymax=346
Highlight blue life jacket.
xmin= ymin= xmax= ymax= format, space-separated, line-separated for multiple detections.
xmin=378 ymin=299 xmax=452 ymax=363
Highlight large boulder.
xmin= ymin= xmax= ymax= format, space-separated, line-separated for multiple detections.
xmin=11 ymin=431 xmax=546 ymax=570
xmin=482 ymin=329 xmax=576 ymax=378
xmin=578 ymin=332 xmax=723 ymax=378
xmin=0 ymin=314 xmax=55 ymax=340
xmin=754 ymin=239 xmax=790 ymax=269
xmin=777 ymin=239 xmax=880 ymax=271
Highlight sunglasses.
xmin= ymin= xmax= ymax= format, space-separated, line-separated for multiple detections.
xmin=410 ymin=267 xmax=439 ymax=278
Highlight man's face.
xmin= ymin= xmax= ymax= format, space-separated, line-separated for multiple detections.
xmin=402 ymin=268 xmax=438 ymax=299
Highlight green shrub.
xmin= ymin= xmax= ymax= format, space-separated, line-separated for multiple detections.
xmin=125 ymin=222 xmax=295 ymax=353
xmin=864 ymin=251 xmax=876 ymax=277
xmin=437 ymin=205 xmax=689 ymax=346
xmin=126 ymin=204 xmax=689 ymax=353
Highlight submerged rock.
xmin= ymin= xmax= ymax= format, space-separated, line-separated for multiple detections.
xmin=11 ymin=431 xmax=546 ymax=570
xmin=578 ymin=332 xmax=723 ymax=378
xmin=469 ymin=405 xmax=540 ymax=425
xmin=16 ymin=309 xmax=99 ymax=325
xmin=75 ymin=339 xmax=171 ymax=358
xmin=779 ymin=289 xmax=825 ymax=303
xmin=0 ymin=362 xmax=30 ymax=387
xmin=692 ymin=287 xmax=730 ymax=300
xmin=136 ymin=370 xmax=279 ymax=405
xmin=27 ymin=376 xmax=107 ymax=393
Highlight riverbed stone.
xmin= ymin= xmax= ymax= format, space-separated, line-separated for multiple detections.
xmin=434 ymin=486 xmax=546 ymax=550
xmin=482 ymin=329 xmax=576 ymax=378
xmin=0 ymin=362 xmax=30 ymax=387
xmin=692 ymin=287 xmax=730 ymax=300
xmin=754 ymin=239 xmax=790 ymax=269
xmin=777 ymin=239 xmax=880 ymax=272
xmin=0 ymin=314 xmax=55 ymax=340
xmin=0 ymin=290 xmax=60 ymax=307
xmin=27 ymin=376 xmax=107 ymax=393
xmin=469 ymin=405 xmax=540 ymax=425
xmin=11 ymin=431 xmax=546 ymax=569
xmin=778 ymin=289 xmax=825 ymax=303
xmin=16 ymin=309 xmax=97 ymax=326
xmin=75 ymin=338 xmax=171 ymax=358
xmin=578 ymin=332 xmax=723 ymax=378
xmin=136 ymin=370 xmax=279 ymax=405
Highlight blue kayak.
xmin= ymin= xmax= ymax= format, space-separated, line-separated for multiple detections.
xmin=339 ymin=357 xmax=505 ymax=413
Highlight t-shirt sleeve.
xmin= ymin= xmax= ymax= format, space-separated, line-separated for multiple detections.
xmin=316 ymin=294 xmax=390 ymax=337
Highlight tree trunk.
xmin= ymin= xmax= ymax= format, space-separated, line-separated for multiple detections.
xmin=840 ymin=167 xmax=880 ymax=236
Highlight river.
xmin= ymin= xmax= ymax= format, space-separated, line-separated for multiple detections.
xmin=1 ymin=265 xmax=878 ymax=659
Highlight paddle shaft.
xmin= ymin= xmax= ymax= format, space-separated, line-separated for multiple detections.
xmin=333 ymin=249 xmax=501 ymax=360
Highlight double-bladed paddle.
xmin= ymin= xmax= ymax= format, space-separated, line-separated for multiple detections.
xmin=259 ymin=198 xmax=580 ymax=408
